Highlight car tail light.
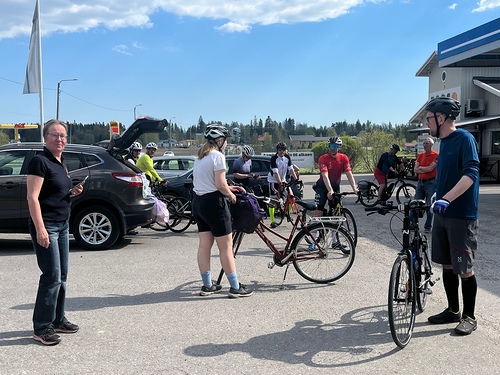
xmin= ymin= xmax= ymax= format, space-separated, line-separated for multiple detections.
xmin=112 ymin=173 xmax=144 ymax=187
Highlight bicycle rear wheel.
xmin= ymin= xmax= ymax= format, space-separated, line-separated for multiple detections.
xmin=149 ymin=197 xmax=170 ymax=231
xmin=396 ymin=183 xmax=416 ymax=205
xmin=340 ymin=207 xmax=358 ymax=246
xmin=388 ymin=254 xmax=416 ymax=349
xmin=291 ymin=222 xmax=355 ymax=283
xmin=273 ymin=205 xmax=285 ymax=226
xmin=359 ymin=182 xmax=379 ymax=207
xmin=168 ymin=197 xmax=193 ymax=233
xmin=149 ymin=219 xmax=169 ymax=231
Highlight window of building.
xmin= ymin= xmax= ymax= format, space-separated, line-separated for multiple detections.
xmin=492 ymin=131 xmax=500 ymax=155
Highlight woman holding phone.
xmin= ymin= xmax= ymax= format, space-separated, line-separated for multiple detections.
xmin=27 ymin=119 xmax=84 ymax=345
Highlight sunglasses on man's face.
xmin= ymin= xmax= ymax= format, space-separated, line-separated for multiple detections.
xmin=278 ymin=148 xmax=286 ymax=152
xmin=329 ymin=144 xmax=340 ymax=149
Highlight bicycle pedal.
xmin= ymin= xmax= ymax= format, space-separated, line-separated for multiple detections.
xmin=423 ymin=288 xmax=433 ymax=295
xmin=267 ymin=262 xmax=275 ymax=269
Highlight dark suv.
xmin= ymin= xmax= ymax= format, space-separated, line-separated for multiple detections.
xmin=0 ymin=117 xmax=167 ymax=250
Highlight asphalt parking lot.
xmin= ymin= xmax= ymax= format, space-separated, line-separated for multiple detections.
xmin=1 ymin=174 xmax=499 ymax=374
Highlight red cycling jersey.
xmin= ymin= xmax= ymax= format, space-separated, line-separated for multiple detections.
xmin=318 ymin=153 xmax=352 ymax=187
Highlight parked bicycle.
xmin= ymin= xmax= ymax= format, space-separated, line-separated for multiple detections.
xmin=164 ymin=181 xmax=197 ymax=233
xmin=272 ymin=179 xmax=306 ymax=227
xmin=365 ymin=200 xmax=438 ymax=348
xmin=357 ymin=170 xmax=416 ymax=208
xmin=217 ymin=192 xmax=356 ymax=288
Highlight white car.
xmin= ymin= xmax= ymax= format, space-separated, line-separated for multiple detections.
xmin=163 ymin=150 xmax=175 ymax=156
xmin=153 ymin=155 xmax=195 ymax=179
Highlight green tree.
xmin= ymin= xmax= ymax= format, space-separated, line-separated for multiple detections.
xmin=357 ymin=130 xmax=399 ymax=172
xmin=0 ymin=131 xmax=9 ymax=145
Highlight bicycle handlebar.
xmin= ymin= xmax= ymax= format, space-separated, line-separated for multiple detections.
xmin=365 ymin=199 xmax=430 ymax=215
xmin=332 ymin=191 xmax=357 ymax=197
xmin=282 ymin=179 xmax=303 ymax=188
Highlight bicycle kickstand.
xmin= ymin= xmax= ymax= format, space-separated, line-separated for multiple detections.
xmin=280 ymin=263 xmax=291 ymax=290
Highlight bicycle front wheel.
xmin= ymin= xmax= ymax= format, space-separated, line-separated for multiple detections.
xmin=168 ymin=197 xmax=193 ymax=233
xmin=340 ymin=207 xmax=358 ymax=246
xmin=417 ymin=243 xmax=432 ymax=312
xmin=359 ymin=182 xmax=379 ymax=207
xmin=291 ymin=222 xmax=355 ymax=283
xmin=396 ymin=183 xmax=416 ymax=205
xmin=388 ymin=254 xmax=416 ymax=349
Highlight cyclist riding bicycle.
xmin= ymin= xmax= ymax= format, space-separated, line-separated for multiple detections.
xmin=136 ymin=142 xmax=164 ymax=183
xmin=314 ymin=136 xmax=358 ymax=218
xmin=374 ymin=143 xmax=403 ymax=204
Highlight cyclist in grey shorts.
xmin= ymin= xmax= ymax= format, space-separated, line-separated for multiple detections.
xmin=424 ymin=97 xmax=480 ymax=336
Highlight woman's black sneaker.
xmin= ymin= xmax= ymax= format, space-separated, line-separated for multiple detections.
xmin=200 ymin=282 xmax=223 ymax=296
xmin=33 ymin=328 xmax=61 ymax=345
xmin=54 ymin=321 xmax=79 ymax=333
xmin=228 ymin=283 xmax=254 ymax=298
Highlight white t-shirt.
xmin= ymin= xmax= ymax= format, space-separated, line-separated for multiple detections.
xmin=193 ymin=150 xmax=226 ymax=196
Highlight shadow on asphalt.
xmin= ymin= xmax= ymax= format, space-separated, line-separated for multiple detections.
xmin=181 ymin=305 xmax=453 ymax=368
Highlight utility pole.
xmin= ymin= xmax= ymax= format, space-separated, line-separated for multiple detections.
xmin=134 ymin=104 xmax=142 ymax=120
xmin=56 ymin=79 xmax=78 ymax=119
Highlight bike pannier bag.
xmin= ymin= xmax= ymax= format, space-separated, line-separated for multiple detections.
xmin=231 ymin=193 xmax=262 ymax=233
xmin=358 ymin=180 xmax=370 ymax=197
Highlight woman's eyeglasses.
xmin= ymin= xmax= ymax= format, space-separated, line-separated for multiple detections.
xmin=47 ymin=133 xmax=67 ymax=139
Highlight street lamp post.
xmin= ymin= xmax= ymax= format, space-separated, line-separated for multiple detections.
xmin=169 ymin=117 xmax=176 ymax=151
xmin=56 ymin=78 xmax=78 ymax=119
xmin=134 ymin=104 xmax=142 ymax=120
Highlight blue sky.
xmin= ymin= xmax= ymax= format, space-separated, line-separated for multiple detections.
xmin=1 ymin=0 xmax=500 ymax=132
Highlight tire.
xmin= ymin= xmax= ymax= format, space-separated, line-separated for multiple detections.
xmin=340 ymin=207 xmax=358 ymax=246
xmin=417 ymin=245 xmax=432 ymax=312
xmin=359 ymin=182 xmax=379 ymax=208
xmin=388 ymin=254 xmax=416 ymax=349
xmin=72 ymin=205 xmax=120 ymax=250
xmin=164 ymin=197 xmax=187 ymax=229
xmin=149 ymin=220 xmax=169 ymax=231
xmin=396 ymin=183 xmax=417 ymax=205
xmin=148 ymin=197 xmax=171 ymax=231
xmin=273 ymin=205 xmax=285 ymax=226
xmin=168 ymin=197 xmax=193 ymax=233
xmin=291 ymin=222 xmax=355 ymax=283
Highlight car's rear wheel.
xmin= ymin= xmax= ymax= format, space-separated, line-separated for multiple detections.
xmin=72 ymin=205 xmax=120 ymax=250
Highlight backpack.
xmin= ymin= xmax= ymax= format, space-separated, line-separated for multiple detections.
xmin=231 ymin=193 xmax=263 ymax=233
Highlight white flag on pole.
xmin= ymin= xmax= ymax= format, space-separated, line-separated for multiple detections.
xmin=23 ymin=0 xmax=41 ymax=94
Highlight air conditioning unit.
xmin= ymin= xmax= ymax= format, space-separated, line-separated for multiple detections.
xmin=467 ymin=99 xmax=485 ymax=112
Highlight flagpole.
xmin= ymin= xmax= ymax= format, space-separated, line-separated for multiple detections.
xmin=36 ymin=0 xmax=44 ymax=141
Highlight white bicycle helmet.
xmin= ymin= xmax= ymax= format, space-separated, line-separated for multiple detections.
xmin=242 ymin=145 xmax=255 ymax=157
xmin=131 ymin=142 xmax=142 ymax=151
xmin=328 ymin=136 xmax=342 ymax=145
xmin=146 ymin=142 xmax=157 ymax=149
xmin=204 ymin=124 xmax=229 ymax=140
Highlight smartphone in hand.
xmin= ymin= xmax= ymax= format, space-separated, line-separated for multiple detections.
xmin=77 ymin=175 xmax=89 ymax=186
xmin=71 ymin=175 xmax=89 ymax=191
